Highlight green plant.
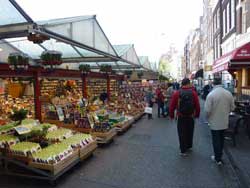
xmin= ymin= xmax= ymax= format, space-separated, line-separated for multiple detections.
xmin=9 ymin=108 xmax=28 ymax=124
xmin=159 ymin=75 xmax=169 ymax=81
xmin=41 ymin=50 xmax=62 ymax=65
xmin=8 ymin=53 xmax=29 ymax=66
xmin=137 ymin=71 xmax=144 ymax=78
xmin=79 ymin=64 xmax=91 ymax=73
xmin=100 ymin=65 xmax=112 ymax=73
xmin=124 ymin=70 xmax=132 ymax=76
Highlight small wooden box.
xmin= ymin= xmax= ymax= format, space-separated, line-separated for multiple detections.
xmin=79 ymin=140 xmax=97 ymax=160
xmin=29 ymin=150 xmax=79 ymax=175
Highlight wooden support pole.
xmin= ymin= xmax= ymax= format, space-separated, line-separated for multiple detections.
xmin=107 ymin=74 xmax=110 ymax=101
xmin=82 ymin=74 xmax=88 ymax=99
xmin=34 ymin=71 xmax=42 ymax=122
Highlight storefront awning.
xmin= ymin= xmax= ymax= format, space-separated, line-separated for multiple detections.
xmin=213 ymin=42 xmax=250 ymax=73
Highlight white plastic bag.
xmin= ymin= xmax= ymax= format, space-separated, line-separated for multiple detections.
xmin=144 ymin=107 xmax=153 ymax=114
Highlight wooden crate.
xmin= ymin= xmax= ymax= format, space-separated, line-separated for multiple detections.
xmin=91 ymin=128 xmax=117 ymax=144
xmin=72 ymin=127 xmax=92 ymax=134
xmin=79 ymin=140 xmax=97 ymax=160
xmin=43 ymin=119 xmax=63 ymax=126
xmin=115 ymin=120 xmax=132 ymax=133
xmin=43 ymin=119 xmax=92 ymax=133
xmin=29 ymin=150 xmax=79 ymax=175
xmin=6 ymin=153 xmax=33 ymax=164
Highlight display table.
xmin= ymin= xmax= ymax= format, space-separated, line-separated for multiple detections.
xmin=91 ymin=128 xmax=117 ymax=144
xmin=134 ymin=112 xmax=145 ymax=121
xmin=29 ymin=150 xmax=79 ymax=175
xmin=0 ymin=140 xmax=97 ymax=184
xmin=115 ymin=118 xmax=134 ymax=134
xmin=43 ymin=119 xmax=92 ymax=134
xmin=79 ymin=140 xmax=97 ymax=160
xmin=0 ymin=122 xmax=97 ymax=184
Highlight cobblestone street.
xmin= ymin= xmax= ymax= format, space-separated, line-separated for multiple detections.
xmin=0 ymin=105 xmax=243 ymax=188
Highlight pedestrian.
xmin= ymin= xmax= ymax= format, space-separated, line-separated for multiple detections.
xmin=156 ymin=87 xmax=165 ymax=118
xmin=204 ymin=77 xmax=235 ymax=165
xmin=202 ymin=80 xmax=213 ymax=100
xmin=99 ymin=89 xmax=108 ymax=104
xmin=165 ymin=82 xmax=174 ymax=116
xmin=173 ymin=81 xmax=180 ymax=90
xmin=169 ymin=78 xmax=200 ymax=156
xmin=145 ymin=87 xmax=154 ymax=119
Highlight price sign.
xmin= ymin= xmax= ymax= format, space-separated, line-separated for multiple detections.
xmin=56 ymin=106 xmax=65 ymax=121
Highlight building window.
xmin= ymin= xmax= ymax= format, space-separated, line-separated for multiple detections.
xmin=218 ymin=35 xmax=221 ymax=57
xmin=215 ymin=37 xmax=217 ymax=59
xmin=217 ymin=9 xmax=220 ymax=29
xmin=231 ymin=0 xmax=235 ymax=29
xmin=237 ymin=7 xmax=243 ymax=34
xmin=213 ymin=15 xmax=216 ymax=33
xmin=247 ymin=69 xmax=250 ymax=86
xmin=227 ymin=3 xmax=230 ymax=32
xmin=223 ymin=9 xmax=226 ymax=36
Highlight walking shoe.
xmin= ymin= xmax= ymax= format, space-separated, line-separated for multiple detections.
xmin=179 ymin=152 xmax=188 ymax=157
xmin=216 ymin=161 xmax=223 ymax=166
xmin=187 ymin=147 xmax=193 ymax=152
xmin=211 ymin=155 xmax=223 ymax=166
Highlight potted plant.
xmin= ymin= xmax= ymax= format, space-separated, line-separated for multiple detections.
xmin=137 ymin=71 xmax=144 ymax=79
xmin=9 ymin=108 xmax=28 ymax=125
xmin=79 ymin=64 xmax=91 ymax=74
xmin=124 ymin=70 xmax=132 ymax=79
xmin=8 ymin=52 xmax=29 ymax=70
xmin=159 ymin=75 xmax=169 ymax=82
xmin=100 ymin=65 xmax=112 ymax=74
xmin=41 ymin=50 xmax=62 ymax=68
xmin=27 ymin=33 xmax=49 ymax=44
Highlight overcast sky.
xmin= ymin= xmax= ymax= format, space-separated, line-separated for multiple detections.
xmin=16 ymin=0 xmax=203 ymax=63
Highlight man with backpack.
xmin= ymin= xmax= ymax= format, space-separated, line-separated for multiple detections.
xmin=169 ymin=78 xmax=200 ymax=156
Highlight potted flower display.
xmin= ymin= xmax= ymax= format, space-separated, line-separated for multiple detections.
xmin=79 ymin=64 xmax=91 ymax=74
xmin=100 ymin=65 xmax=112 ymax=74
xmin=9 ymin=108 xmax=28 ymax=125
xmin=8 ymin=52 xmax=29 ymax=70
xmin=124 ymin=70 xmax=132 ymax=79
xmin=137 ymin=71 xmax=144 ymax=79
xmin=27 ymin=33 xmax=49 ymax=44
xmin=40 ymin=50 xmax=62 ymax=68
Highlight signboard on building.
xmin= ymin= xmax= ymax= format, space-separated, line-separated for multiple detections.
xmin=204 ymin=65 xmax=212 ymax=71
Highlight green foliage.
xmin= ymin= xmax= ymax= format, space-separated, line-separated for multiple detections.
xmin=100 ymin=65 xmax=112 ymax=73
xmin=79 ymin=64 xmax=91 ymax=72
xmin=31 ymin=125 xmax=50 ymax=138
xmin=8 ymin=53 xmax=29 ymax=65
xmin=9 ymin=108 xmax=28 ymax=123
xmin=124 ymin=70 xmax=132 ymax=75
xmin=159 ymin=75 xmax=169 ymax=81
xmin=41 ymin=51 xmax=62 ymax=62
xmin=137 ymin=71 xmax=144 ymax=78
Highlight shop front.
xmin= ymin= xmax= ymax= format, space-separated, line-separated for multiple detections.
xmin=212 ymin=42 xmax=250 ymax=97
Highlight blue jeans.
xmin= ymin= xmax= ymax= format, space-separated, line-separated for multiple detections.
xmin=211 ymin=130 xmax=225 ymax=162
xmin=157 ymin=101 xmax=164 ymax=117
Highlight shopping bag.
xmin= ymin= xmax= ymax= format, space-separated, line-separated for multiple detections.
xmin=144 ymin=107 xmax=153 ymax=114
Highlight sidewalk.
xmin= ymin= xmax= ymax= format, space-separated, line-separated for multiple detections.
xmin=225 ymin=124 xmax=250 ymax=187
xmin=0 ymin=107 xmax=242 ymax=188
xmin=200 ymin=98 xmax=250 ymax=188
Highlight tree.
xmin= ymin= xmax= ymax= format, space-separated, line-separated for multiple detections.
xmin=158 ymin=44 xmax=177 ymax=77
